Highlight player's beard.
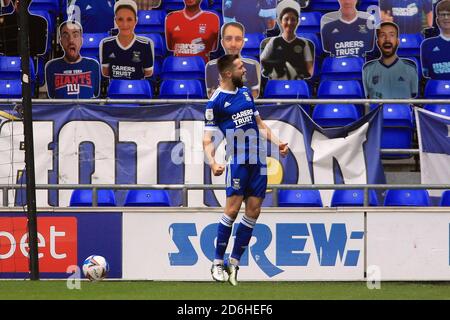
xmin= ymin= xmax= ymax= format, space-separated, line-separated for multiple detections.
xmin=231 ymin=74 xmax=244 ymax=88
xmin=381 ymin=42 xmax=398 ymax=58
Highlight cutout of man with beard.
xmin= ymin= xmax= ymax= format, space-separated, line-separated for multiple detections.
xmin=362 ymin=22 xmax=418 ymax=98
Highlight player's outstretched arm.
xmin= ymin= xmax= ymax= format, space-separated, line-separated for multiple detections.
xmin=203 ymin=130 xmax=225 ymax=176
xmin=255 ymin=115 xmax=289 ymax=157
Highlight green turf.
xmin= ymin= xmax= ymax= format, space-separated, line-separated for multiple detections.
xmin=0 ymin=281 xmax=449 ymax=300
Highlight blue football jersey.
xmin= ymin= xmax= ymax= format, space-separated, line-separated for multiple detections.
xmin=380 ymin=0 xmax=432 ymax=34
xmin=204 ymin=86 xmax=265 ymax=164
xmin=224 ymin=0 xmax=276 ymax=33
xmin=321 ymin=14 xmax=375 ymax=58
xmin=421 ymin=35 xmax=450 ymax=80
xmin=100 ymin=36 xmax=154 ymax=80
xmin=67 ymin=0 xmax=114 ymax=33
xmin=45 ymin=57 xmax=101 ymax=98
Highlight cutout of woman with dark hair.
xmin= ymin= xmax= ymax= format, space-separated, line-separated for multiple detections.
xmin=260 ymin=0 xmax=314 ymax=80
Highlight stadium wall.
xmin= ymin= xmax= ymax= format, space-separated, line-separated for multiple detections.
xmin=0 ymin=207 xmax=449 ymax=281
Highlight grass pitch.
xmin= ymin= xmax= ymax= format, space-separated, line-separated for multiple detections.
xmin=0 ymin=281 xmax=449 ymax=300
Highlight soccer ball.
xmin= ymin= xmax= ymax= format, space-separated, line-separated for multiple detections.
xmin=82 ymin=255 xmax=109 ymax=281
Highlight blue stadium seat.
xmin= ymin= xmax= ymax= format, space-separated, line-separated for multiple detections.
xmin=377 ymin=104 xmax=414 ymax=158
xmin=161 ymin=56 xmax=205 ymax=80
xmin=312 ymin=104 xmax=359 ymax=127
xmin=397 ymin=33 xmax=423 ymax=57
xmin=69 ymin=189 xmax=117 ymax=207
xmin=424 ymin=104 xmax=450 ymax=116
xmin=358 ymin=0 xmax=380 ymax=10
xmin=320 ymin=57 xmax=364 ymax=81
xmin=296 ymin=32 xmax=324 ymax=57
xmin=0 ymin=79 xmax=22 ymax=98
xmin=308 ymin=0 xmax=339 ymax=11
xmin=144 ymin=33 xmax=166 ymax=58
xmin=317 ymin=80 xmax=364 ymax=99
xmin=107 ymin=79 xmax=153 ymax=99
xmin=440 ymin=190 xmax=450 ymax=206
xmin=317 ymin=80 xmax=364 ymax=116
xmin=331 ymin=189 xmax=378 ymax=207
xmin=383 ymin=189 xmax=430 ymax=206
xmin=135 ymin=10 xmax=166 ymax=34
xmin=263 ymin=80 xmax=310 ymax=98
xmin=424 ymin=80 xmax=450 ymax=98
xmin=278 ymin=189 xmax=323 ymax=207
xmin=263 ymin=80 xmax=311 ymax=113
xmin=159 ymin=79 xmax=205 ymax=98
xmin=209 ymin=0 xmax=223 ymax=11
xmin=0 ymin=56 xmax=35 ymax=81
xmin=242 ymin=33 xmax=265 ymax=59
xmin=81 ymin=33 xmax=108 ymax=61
xmin=299 ymin=11 xmax=322 ymax=34
xmin=124 ymin=190 xmax=171 ymax=207
xmin=29 ymin=0 xmax=59 ymax=14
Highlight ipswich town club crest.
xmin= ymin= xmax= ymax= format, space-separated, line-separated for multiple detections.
xmin=372 ymin=75 xmax=379 ymax=85
xmin=132 ymin=51 xmax=141 ymax=63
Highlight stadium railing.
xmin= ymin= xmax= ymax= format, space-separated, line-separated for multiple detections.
xmin=1 ymin=183 xmax=449 ymax=207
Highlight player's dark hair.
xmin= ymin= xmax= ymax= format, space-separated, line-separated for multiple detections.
xmin=376 ymin=21 xmax=399 ymax=38
xmin=217 ymin=54 xmax=240 ymax=75
xmin=279 ymin=7 xmax=299 ymax=22
xmin=58 ymin=20 xmax=83 ymax=39
xmin=436 ymin=0 xmax=450 ymax=15
xmin=221 ymin=22 xmax=245 ymax=38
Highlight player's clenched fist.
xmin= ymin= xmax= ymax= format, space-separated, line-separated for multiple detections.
xmin=211 ymin=163 xmax=225 ymax=176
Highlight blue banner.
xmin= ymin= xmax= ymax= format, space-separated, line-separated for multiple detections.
xmin=0 ymin=103 xmax=385 ymax=207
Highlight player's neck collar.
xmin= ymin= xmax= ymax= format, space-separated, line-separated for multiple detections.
xmin=380 ymin=56 xmax=399 ymax=68
xmin=218 ymin=87 xmax=239 ymax=94
xmin=63 ymin=55 xmax=82 ymax=64
xmin=183 ymin=8 xmax=203 ymax=20
xmin=439 ymin=33 xmax=450 ymax=41
xmin=116 ymin=35 xmax=136 ymax=51
xmin=339 ymin=11 xmax=358 ymax=25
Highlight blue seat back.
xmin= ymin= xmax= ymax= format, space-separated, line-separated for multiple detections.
xmin=263 ymin=80 xmax=310 ymax=98
xmin=159 ymin=79 xmax=205 ymax=98
xmin=144 ymin=33 xmax=166 ymax=58
xmin=312 ymin=104 xmax=359 ymax=127
xmin=424 ymin=104 xmax=450 ymax=116
xmin=0 ymin=56 xmax=35 ymax=80
xmin=383 ymin=189 xmax=430 ymax=206
xmin=135 ymin=10 xmax=166 ymax=34
xmin=69 ymin=189 xmax=117 ymax=207
xmin=0 ymin=79 xmax=22 ymax=98
xmin=317 ymin=80 xmax=364 ymax=98
xmin=331 ymin=189 xmax=378 ymax=207
xmin=296 ymin=32 xmax=323 ymax=57
xmin=278 ymin=189 xmax=323 ymax=207
xmin=161 ymin=56 xmax=205 ymax=80
xmin=299 ymin=11 xmax=322 ymax=33
xmin=424 ymin=80 xmax=450 ymax=98
xmin=320 ymin=56 xmax=364 ymax=81
xmin=309 ymin=0 xmax=339 ymax=11
xmin=107 ymin=79 xmax=153 ymax=99
xmin=397 ymin=33 xmax=423 ymax=57
xmin=81 ymin=33 xmax=108 ymax=61
xmin=440 ymin=190 xmax=450 ymax=206
xmin=124 ymin=189 xmax=171 ymax=207
xmin=242 ymin=33 xmax=265 ymax=58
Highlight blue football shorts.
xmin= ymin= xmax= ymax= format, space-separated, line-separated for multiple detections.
xmin=225 ymin=162 xmax=267 ymax=199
